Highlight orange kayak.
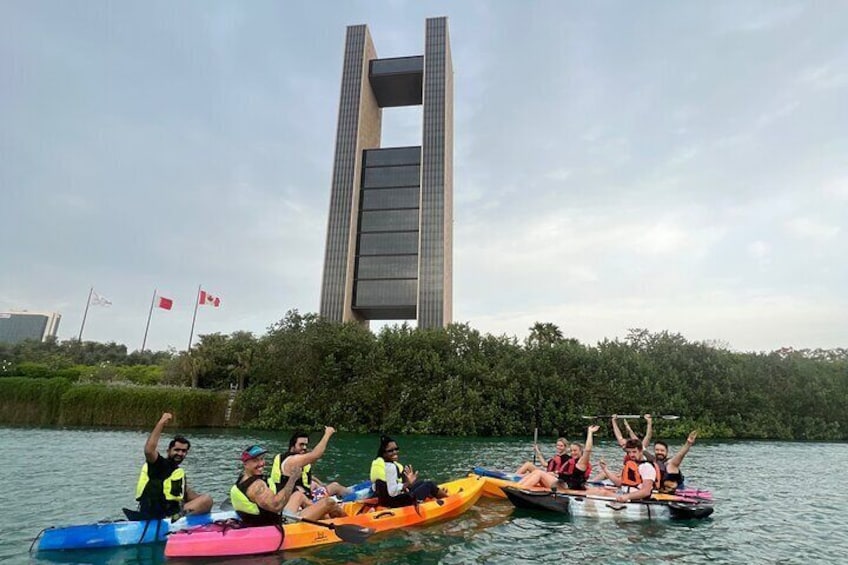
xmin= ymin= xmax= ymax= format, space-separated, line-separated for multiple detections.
xmin=165 ymin=476 xmax=485 ymax=557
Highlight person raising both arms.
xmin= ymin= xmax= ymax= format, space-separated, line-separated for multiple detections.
xmin=133 ymin=412 xmax=213 ymax=520
xmin=611 ymin=414 xmax=653 ymax=451
xmin=515 ymin=437 xmax=569 ymax=476
xmin=230 ymin=445 xmax=302 ymax=527
xmin=270 ymin=426 xmax=345 ymax=519
xmin=654 ymin=431 xmax=698 ymax=493
xmin=598 ymin=438 xmax=661 ymax=503
xmin=517 ymin=426 xmax=599 ymax=491
xmin=371 ymin=436 xmax=447 ymax=508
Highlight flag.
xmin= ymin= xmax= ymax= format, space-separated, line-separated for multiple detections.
xmin=157 ymin=296 xmax=173 ymax=310
xmin=91 ymin=291 xmax=112 ymax=307
xmin=199 ymin=290 xmax=221 ymax=307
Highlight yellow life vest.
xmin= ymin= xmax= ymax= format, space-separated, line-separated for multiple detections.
xmin=230 ymin=478 xmax=260 ymax=515
xmin=134 ymin=463 xmax=185 ymax=501
xmin=268 ymin=453 xmax=311 ymax=494
xmin=370 ymin=457 xmax=404 ymax=483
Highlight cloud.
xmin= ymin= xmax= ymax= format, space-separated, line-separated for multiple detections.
xmin=784 ymin=217 xmax=841 ymax=241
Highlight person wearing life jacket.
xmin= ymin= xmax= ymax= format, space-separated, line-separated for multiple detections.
xmin=598 ymin=438 xmax=660 ymax=502
xmin=515 ymin=437 xmax=569 ymax=476
xmin=653 ymin=430 xmax=698 ymax=493
xmin=371 ymin=435 xmax=448 ymax=508
xmin=517 ymin=426 xmax=599 ymax=491
xmin=230 ymin=444 xmax=303 ymax=527
xmin=270 ymin=430 xmax=350 ymax=501
xmin=270 ymin=427 xmax=345 ymax=520
xmin=134 ymin=412 xmax=212 ymax=520
xmin=611 ymin=414 xmax=653 ymax=452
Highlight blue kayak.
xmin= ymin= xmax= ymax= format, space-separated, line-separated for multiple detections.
xmin=339 ymin=479 xmax=374 ymax=502
xmin=36 ymin=511 xmax=237 ymax=551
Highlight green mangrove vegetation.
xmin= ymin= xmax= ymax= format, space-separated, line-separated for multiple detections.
xmin=1 ymin=311 xmax=846 ymax=439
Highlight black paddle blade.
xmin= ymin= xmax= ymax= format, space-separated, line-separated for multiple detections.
xmin=331 ymin=524 xmax=375 ymax=544
xmin=122 ymin=508 xmax=148 ymax=521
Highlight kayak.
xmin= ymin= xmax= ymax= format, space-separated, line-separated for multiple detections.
xmin=472 ymin=466 xmax=712 ymax=501
xmin=35 ymin=511 xmax=238 ymax=551
xmin=339 ymin=479 xmax=374 ymax=502
xmin=502 ymin=486 xmax=714 ymax=520
xmin=165 ymin=476 xmax=485 ymax=557
xmin=470 ymin=467 xmax=520 ymax=499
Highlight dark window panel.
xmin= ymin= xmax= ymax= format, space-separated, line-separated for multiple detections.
xmin=360 ymin=209 xmax=419 ymax=232
xmin=362 ymin=187 xmax=420 ymax=210
xmin=363 ymin=146 xmax=421 ymax=167
xmin=358 ymin=232 xmax=418 ymax=255
xmin=370 ymin=56 xmax=424 ymax=76
xmin=356 ymin=255 xmax=418 ymax=279
xmin=354 ymin=279 xmax=417 ymax=307
xmin=363 ymin=165 xmax=421 ymax=188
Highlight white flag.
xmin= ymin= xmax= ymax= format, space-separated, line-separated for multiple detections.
xmin=91 ymin=290 xmax=112 ymax=307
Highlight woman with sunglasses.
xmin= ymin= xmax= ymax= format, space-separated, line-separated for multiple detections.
xmin=370 ymin=435 xmax=448 ymax=508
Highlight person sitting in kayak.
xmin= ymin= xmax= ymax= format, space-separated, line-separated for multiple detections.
xmin=230 ymin=445 xmax=302 ymax=527
xmin=133 ymin=412 xmax=213 ymax=520
xmin=268 ymin=426 xmax=347 ymax=520
xmin=516 ymin=426 xmax=598 ymax=491
xmin=270 ymin=429 xmax=351 ymax=505
xmin=653 ymin=431 xmax=698 ymax=493
xmin=371 ymin=435 xmax=448 ymax=508
xmin=598 ymin=438 xmax=661 ymax=502
xmin=515 ymin=437 xmax=569 ymax=475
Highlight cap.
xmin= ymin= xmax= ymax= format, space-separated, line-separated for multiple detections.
xmin=241 ymin=444 xmax=268 ymax=462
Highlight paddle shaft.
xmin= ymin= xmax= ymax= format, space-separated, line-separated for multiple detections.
xmin=581 ymin=414 xmax=680 ymax=420
xmin=532 ymin=428 xmax=538 ymax=465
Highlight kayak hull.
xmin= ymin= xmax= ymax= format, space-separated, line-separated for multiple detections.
xmin=36 ymin=511 xmax=237 ymax=551
xmin=503 ymin=487 xmax=714 ymax=521
xmin=165 ymin=476 xmax=485 ymax=558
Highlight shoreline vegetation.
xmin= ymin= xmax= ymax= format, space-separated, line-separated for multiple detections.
xmin=1 ymin=310 xmax=846 ymax=440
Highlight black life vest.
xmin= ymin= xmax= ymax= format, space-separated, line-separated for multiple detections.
xmin=272 ymin=452 xmax=313 ymax=496
xmin=557 ymin=457 xmax=592 ymax=490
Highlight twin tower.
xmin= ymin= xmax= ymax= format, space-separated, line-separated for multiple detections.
xmin=320 ymin=17 xmax=453 ymax=329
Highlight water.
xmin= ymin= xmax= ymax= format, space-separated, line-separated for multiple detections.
xmin=1 ymin=426 xmax=847 ymax=564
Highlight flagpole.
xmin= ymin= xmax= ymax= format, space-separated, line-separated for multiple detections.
xmin=141 ymin=289 xmax=157 ymax=352
xmin=187 ymin=284 xmax=201 ymax=351
xmin=78 ymin=286 xmax=93 ymax=343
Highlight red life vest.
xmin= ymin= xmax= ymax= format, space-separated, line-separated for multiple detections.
xmin=546 ymin=454 xmax=568 ymax=474
xmin=621 ymin=459 xmax=660 ymax=489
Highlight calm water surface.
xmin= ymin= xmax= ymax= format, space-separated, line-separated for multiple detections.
xmin=1 ymin=426 xmax=846 ymax=564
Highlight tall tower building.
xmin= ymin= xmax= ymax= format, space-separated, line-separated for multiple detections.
xmin=320 ymin=17 xmax=453 ymax=329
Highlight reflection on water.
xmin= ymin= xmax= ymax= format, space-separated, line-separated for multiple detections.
xmin=2 ymin=426 xmax=847 ymax=564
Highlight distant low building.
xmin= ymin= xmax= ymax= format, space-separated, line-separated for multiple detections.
xmin=0 ymin=311 xmax=61 ymax=344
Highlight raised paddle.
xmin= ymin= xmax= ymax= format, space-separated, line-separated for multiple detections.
xmin=581 ymin=414 xmax=680 ymax=420
xmin=532 ymin=427 xmax=538 ymax=465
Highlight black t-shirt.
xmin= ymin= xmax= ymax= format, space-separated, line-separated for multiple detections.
xmin=138 ymin=454 xmax=182 ymax=519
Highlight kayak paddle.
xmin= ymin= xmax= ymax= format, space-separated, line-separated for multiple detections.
xmin=286 ymin=514 xmax=375 ymax=544
xmin=581 ymin=414 xmax=680 ymax=420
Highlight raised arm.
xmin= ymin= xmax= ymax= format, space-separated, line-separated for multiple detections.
xmin=247 ymin=466 xmax=301 ymax=513
xmin=667 ymin=431 xmax=697 ymax=471
xmin=533 ymin=443 xmax=547 ymax=467
xmin=145 ymin=412 xmax=172 ymax=463
xmin=284 ymin=426 xmax=336 ymax=469
xmin=611 ymin=415 xmax=627 ymax=448
xmin=598 ymin=458 xmax=622 ymax=486
xmin=577 ymin=425 xmax=599 ymax=471
xmin=622 ymin=419 xmax=639 ymax=440
xmin=641 ymin=414 xmax=653 ymax=449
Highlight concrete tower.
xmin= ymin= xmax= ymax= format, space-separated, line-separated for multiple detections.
xmin=320 ymin=17 xmax=453 ymax=329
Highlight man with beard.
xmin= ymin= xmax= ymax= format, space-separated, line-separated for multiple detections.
xmin=653 ymin=431 xmax=698 ymax=492
xmin=134 ymin=412 xmax=213 ymax=520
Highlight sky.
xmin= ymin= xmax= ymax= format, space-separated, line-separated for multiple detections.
xmin=2 ymin=1 xmax=846 ymax=353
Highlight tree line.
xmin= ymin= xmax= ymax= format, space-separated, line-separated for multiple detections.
xmin=2 ymin=312 xmax=846 ymax=440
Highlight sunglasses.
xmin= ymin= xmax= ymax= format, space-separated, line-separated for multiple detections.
xmin=385 ymin=447 xmax=399 ymax=454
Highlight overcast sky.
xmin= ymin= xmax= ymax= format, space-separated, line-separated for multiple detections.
xmin=2 ymin=1 xmax=846 ymax=353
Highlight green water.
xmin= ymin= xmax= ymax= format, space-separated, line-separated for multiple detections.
xmin=1 ymin=426 xmax=847 ymax=564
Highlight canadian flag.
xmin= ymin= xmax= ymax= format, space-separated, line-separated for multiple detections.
xmin=199 ymin=290 xmax=221 ymax=307
xmin=157 ymin=296 xmax=173 ymax=310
